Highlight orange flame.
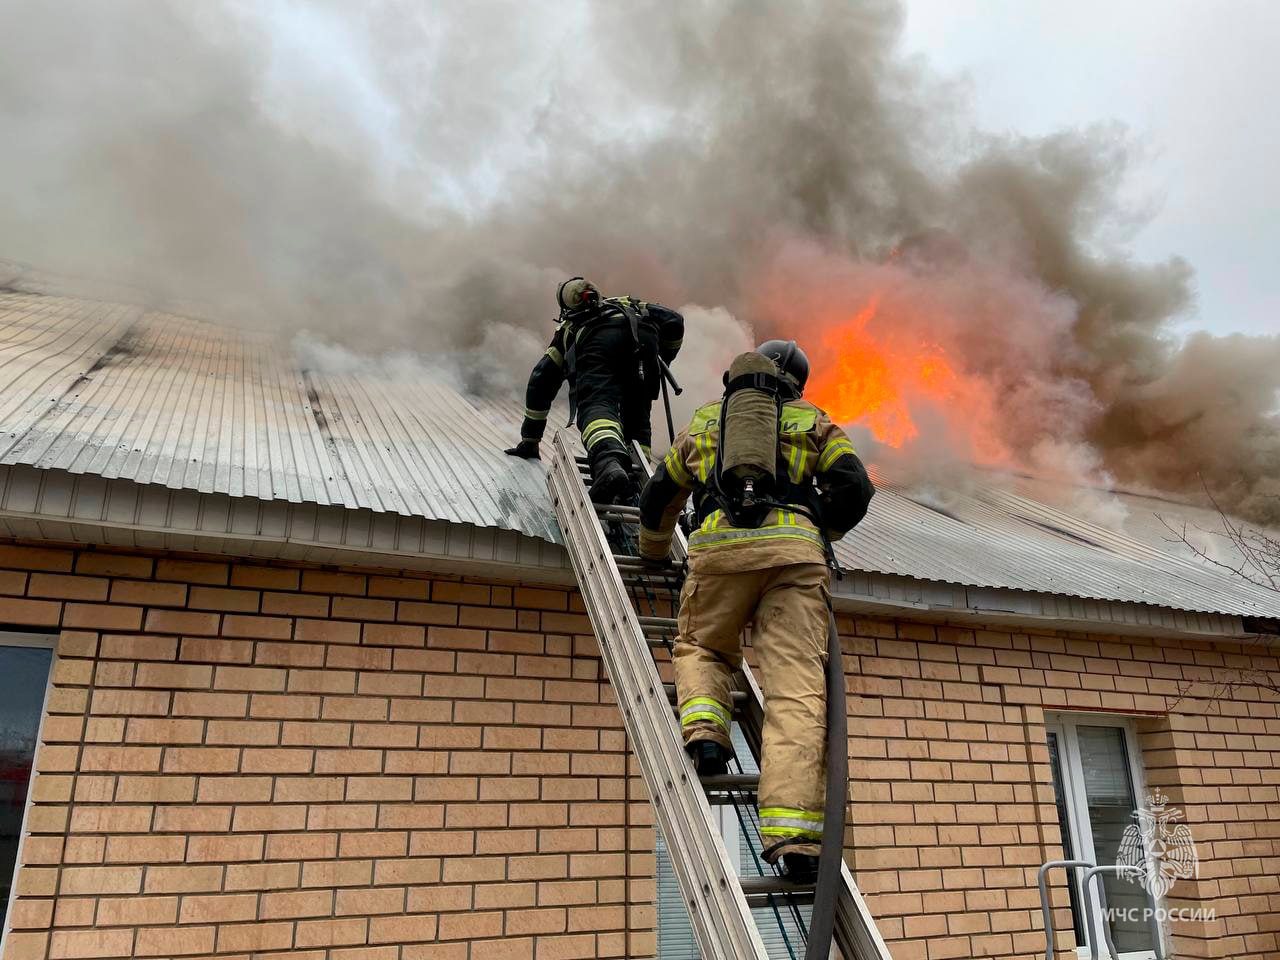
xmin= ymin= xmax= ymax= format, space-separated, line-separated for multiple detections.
xmin=804 ymin=295 xmax=1009 ymax=463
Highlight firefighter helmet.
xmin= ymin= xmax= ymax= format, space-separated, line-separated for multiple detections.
xmin=756 ymin=339 xmax=809 ymax=393
xmin=556 ymin=277 xmax=600 ymax=313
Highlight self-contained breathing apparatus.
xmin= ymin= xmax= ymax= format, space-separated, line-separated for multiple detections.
xmin=701 ymin=345 xmax=837 ymax=566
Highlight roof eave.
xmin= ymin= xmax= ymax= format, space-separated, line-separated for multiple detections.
xmin=0 ymin=463 xmax=1270 ymax=644
xmin=0 ymin=464 xmax=575 ymax=587
xmin=829 ymin=569 xmax=1266 ymax=644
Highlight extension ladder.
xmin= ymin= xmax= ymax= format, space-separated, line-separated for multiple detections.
xmin=546 ymin=430 xmax=894 ymax=960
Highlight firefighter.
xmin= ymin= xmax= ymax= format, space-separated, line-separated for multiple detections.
xmin=505 ymin=277 xmax=684 ymax=503
xmin=637 ymin=340 xmax=874 ymax=881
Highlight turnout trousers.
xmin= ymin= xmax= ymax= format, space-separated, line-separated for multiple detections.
xmin=673 ymin=561 xmax=830 ymax=857
xmin=572 ymin=320 xmax=658 ymax=481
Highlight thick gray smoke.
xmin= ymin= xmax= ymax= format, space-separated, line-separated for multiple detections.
xmin=1 ymin=0 xmax=1277 ymax=521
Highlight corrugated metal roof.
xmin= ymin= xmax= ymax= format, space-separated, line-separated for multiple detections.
xmin=0 ymin=290 xmax=556 ymax=542
xmin=1 ymin=287 xmax=1277 ymax=621
xmin=840 ymin=475 xmax=1279 ymax=619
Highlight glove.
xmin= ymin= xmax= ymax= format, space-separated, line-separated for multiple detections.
xmin=504 ymin=440 xmax=540 ymax=460
xmin=638 ymin=529 xmax=670 ymax=566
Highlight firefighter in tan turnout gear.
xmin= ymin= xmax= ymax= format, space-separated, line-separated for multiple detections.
xmin=637 ymin=340 xmax=874 ymax=882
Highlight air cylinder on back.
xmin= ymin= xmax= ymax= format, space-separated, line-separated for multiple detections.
xmin=721 ymin=351 xmax=779 ymax=501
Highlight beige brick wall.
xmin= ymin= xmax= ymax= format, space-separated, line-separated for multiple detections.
xmin=0 ymin=543 xmax=656 ymax=960
xmin=833 ymin=614 xmax=1280 ymax=960
xmin=2 ymin=538 xmax=1277 ymax=960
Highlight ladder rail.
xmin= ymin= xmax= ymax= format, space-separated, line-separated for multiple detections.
xmin=549 ymin=432 xmax=771 ymax=960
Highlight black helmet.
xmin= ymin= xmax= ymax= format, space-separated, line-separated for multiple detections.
xmin=556 ymin=277 xmax=600 ymax=313
xmin=756 ymin=339 xmax=809 ymax=393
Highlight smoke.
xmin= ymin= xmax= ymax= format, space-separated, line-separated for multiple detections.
xmin=1 ymin=0 xmax=1276 ymax=521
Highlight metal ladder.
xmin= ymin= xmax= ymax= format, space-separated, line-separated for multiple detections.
xmin=546 ymin=431 xmax=894 ymax=960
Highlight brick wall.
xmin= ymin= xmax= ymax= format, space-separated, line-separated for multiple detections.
xmin=0 ymin=542 xmax=655 ymax=960
xmin=833 ymin=614 xmax=1280 ymax=960
xmin=1 ymin=537 xmax=1277 ymax=960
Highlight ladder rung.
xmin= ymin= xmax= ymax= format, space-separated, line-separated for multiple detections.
xmin=740 ymin=875 xmax=816 ymax=905
xmin=613 ymin=553 xmax=675 ymax=568
xmin=596 ymin=503 xmax=641 ymax=517
xmin=700 ymin=773 xmax=760 ymax=791
xmin=613 ymin=563 xmax=677 ymax=577
xmin=621 ymin=574 xmax=680 ymax=589
xmin=663 ymin=684 xmax=747 ymax=705
xmin=744 ymin=890 xmax=815 ymax=908
xmin=637 ymin=615 xmax=678 ymax=629
xmin=640 ymin=625 xmax=678 ymax=641
xmin=597 ymin=513 xmax=641 ymax=525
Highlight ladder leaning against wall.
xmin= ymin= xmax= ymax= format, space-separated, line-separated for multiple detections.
xmin=546 ymin=430 xmax=894 ymax=960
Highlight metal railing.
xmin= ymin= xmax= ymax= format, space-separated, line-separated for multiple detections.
xmin=1038 ymin=858 xmax=1165 ymax=960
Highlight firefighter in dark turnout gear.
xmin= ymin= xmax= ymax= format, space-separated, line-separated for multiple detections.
xmin=637 ymin=340 xmax=874 ymax=880
xmin=505 ymin=278 xmax=685 ymax=503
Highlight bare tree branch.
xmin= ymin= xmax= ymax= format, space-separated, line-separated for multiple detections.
xmin=1157 ymin=475 xmax=1280 ymax=592
xmin=1153 ymin=477 xmax=1280 ymax=709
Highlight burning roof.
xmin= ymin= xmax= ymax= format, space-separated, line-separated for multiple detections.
xmin=1 ymin=287 xmax=1278 ymax=626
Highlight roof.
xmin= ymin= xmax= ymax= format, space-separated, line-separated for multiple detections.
xmin=0 ymin=288 xmax=556 ymax=542
xmin=845 ymin=472 xmax=1279 ymax=621
xmin=1 ymin=285 xmax=1278 ymax=625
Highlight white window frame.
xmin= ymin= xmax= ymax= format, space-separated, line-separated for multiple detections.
xmin=0 ymin=632 xmax=58 ymax=954
xmin=1045 ymin=713 xmax=1165 ymax=960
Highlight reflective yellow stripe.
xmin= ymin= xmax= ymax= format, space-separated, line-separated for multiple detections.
xmin=582 ymin=418 xmax=624 ymax=449
xmin=760 ymin=807 xmax=824 ymax=822
xmin=523 ymin=407 xmax=549 ymax=422
xmin=786 ymin=437 xmax=803 ymax=482
xmin=663 ymin=448 xmax=692 ymax=487
xmin=760 ymin=806 xmax=824 ymax=839
xmin=696 ymin=509 xmax=725 ymax=536
xmin=679 ymin=697 xmax=731 ymax=732
xmin=546 ymin=345 xmax=564 ymax=366
xmin=818 ymin=438 xmax=856 ymax=471
xmin=688 ymin=524 xmax=824 ymax=552
xmin=694 ymin=432 xmax=712 ymax=482
xmin=760 ymin=826 xmax=823 ymax=839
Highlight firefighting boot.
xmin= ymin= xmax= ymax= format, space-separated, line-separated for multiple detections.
xmin=588 ymin=458 xmax=636 ymax=505
xmin=686 ymin=740 xmax=730 ymax=777
xmin=619 ymin=466 xmax=644 ymax=508
xmin=781 ymin=852 xmax=820 ymax=885
xmin=762 ymin=838 xmax=820 ymax=884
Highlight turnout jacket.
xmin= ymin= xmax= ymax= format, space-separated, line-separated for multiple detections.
xmin=638 ymin=398 xmax=874 ymax=573
xmin=518 ymin=297 xmax=684 ymax=442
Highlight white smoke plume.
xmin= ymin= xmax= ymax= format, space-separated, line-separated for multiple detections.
xmin=1 ymin=0 xmax=1276 ymax=520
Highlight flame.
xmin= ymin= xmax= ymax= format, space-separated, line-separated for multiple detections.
xmin=804 ymin=295 xmax=1010 ymax=463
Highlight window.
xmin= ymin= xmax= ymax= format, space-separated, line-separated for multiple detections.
xmin=1045 ymin=714 xmax=1162 ymax=960
xmin=0 ymin=634 xmax=55 ymax=942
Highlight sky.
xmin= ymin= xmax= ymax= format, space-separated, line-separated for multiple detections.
xmin=1 ymin=0 xmax=1276 ymax=521
xmin=902 ymin=0 xmax=1280 ymax=338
